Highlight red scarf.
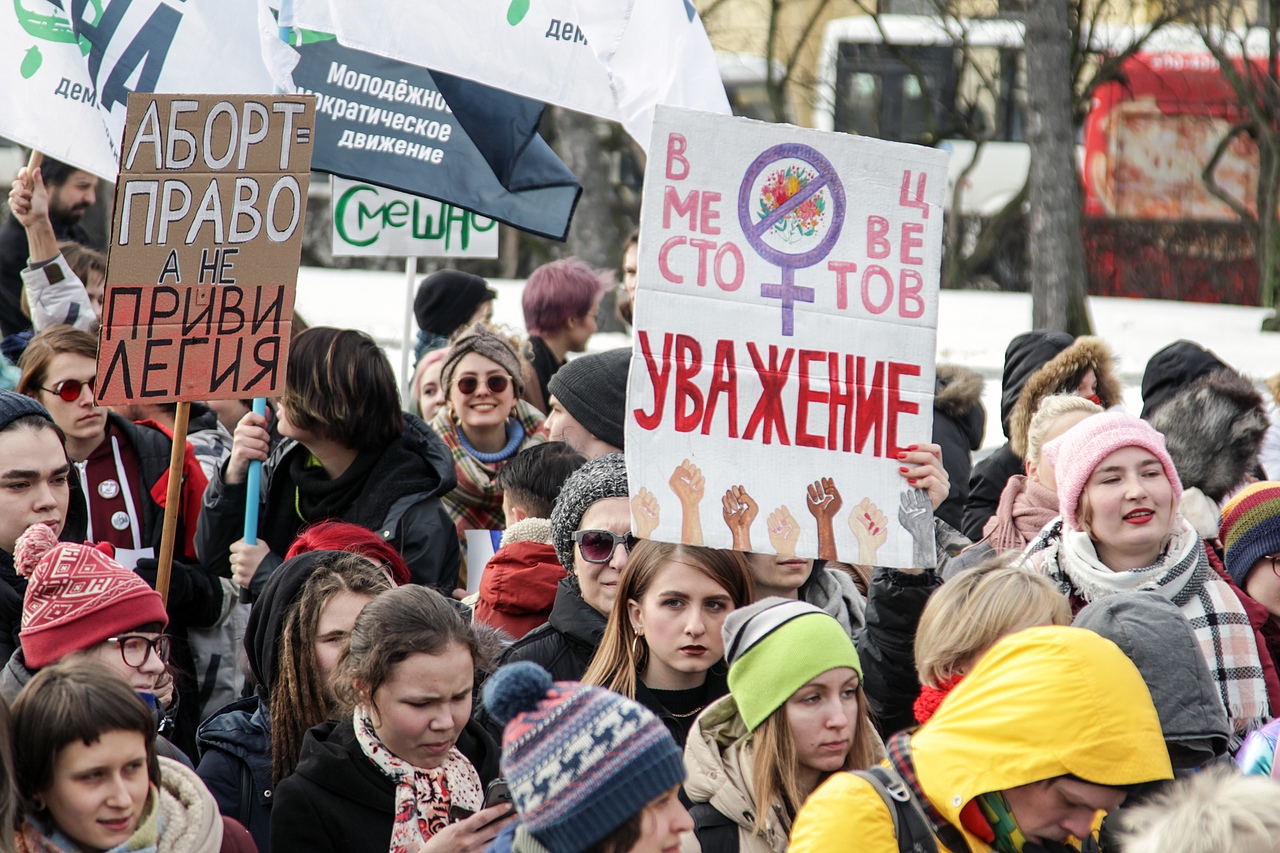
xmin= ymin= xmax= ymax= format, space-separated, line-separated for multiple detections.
xmin=913 ymin=674 xmax=964 ymax=725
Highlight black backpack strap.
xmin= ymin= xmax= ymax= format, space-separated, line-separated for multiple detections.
xmin=852 ymin=767 xmax=939 ymax=853
xmin=688 ymin=802 xmax=740 ymax=853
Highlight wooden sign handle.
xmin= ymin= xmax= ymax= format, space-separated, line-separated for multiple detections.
xmin=154 ymin=402 xmax=191 ymax=606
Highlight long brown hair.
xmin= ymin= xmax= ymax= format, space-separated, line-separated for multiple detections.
xmin=270 ymin=553 xmax=394 ymax=783
xmin=749 ymin=678 xmax=878 ymax=834
xmin=582 ymin=540 xmax=754 ymax=698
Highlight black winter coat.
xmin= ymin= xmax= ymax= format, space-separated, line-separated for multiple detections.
xmin=858 ymin=567 xmax=943 ymax=738
xmin=931 ymin=365 xmax=985 ymax=531
xmin=270 ymin=716 xmax=500 ymax=853
xmin=196 ymin=697 xmax=272 ymax=853
xmin=503 ymin=577 xmax=606 ymax=681
xmin=961 ymin=443 xmax=1023 ymax=541
xmin=196 ymin=413 xmax=460 ymax=595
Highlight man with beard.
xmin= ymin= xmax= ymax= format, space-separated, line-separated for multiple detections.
xmin=0 ymin=157 xmax=99 ymax=337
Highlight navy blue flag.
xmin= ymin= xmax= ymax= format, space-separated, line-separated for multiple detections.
xmin=290 ymin=34 xmax=580 ymax=241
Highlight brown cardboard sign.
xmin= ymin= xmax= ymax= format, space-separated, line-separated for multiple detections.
xmin=97 ymin=94 xmax=316 ymax=405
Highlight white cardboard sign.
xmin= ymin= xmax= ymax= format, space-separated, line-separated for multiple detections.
xmin=331 ymin=177 xmax=499 ymax=258
xmin=625 ymin=106 xmax=949 ymax=568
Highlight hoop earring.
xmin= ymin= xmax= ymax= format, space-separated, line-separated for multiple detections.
xmin=631 ymin=632 xmax=648 ymax=671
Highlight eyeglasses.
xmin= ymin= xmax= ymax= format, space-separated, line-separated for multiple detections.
xmin=1268 ymin=555 xmax=1280 ymax=579
xmin=106 ymin=634 xmax=171 ymax=668
xmin=573 ymin=529 xmax=639 ymax=563
xmin=455 ymin=374 xmax=510 ymax=395
xmin=41 ymin=377 xmax=95 ymax=402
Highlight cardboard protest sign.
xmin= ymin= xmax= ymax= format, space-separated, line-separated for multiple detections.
xmin=626 ymin=106 xmax=949 ymax=568
xmin=331 ymin=177 xmax=499 ymax=258
xmin=96 ymin=94 xmax=316 ymax=406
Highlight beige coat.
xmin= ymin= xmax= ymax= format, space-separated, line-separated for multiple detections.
xmin=681 ymin=696 xmax=790 ymax=853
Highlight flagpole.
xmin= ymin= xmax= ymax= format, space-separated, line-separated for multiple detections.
xmin=401 ymin=256 xmax=417 ymax=396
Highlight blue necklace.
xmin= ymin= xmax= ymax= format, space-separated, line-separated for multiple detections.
xmin=458 ymin=419 xmax=525 ymax=463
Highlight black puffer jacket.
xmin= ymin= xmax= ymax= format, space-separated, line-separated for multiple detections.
xmin=271 ymin=716 xmax=500 ymax=853
xmin=858 ymin=567 xmax=943 ymax=738
xmin=962 ymin=330 xmax=1073 ymax=539
xmin=932 ymin=365 xmax=985 ymax=530
xmin=501 ymin=576 xmax=606 ymax=682
xmin=196 ymin=414 xmax=459 ymax=594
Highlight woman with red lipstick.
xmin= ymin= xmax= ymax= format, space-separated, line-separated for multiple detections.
xmin=582 ymin=541 xmax=753 ymax=747
xmin=1026 ymin=410 xmax=1271 ymax=740
xmin=271 ymin=586 xmax=509 ymax=853
xmin=683 ymin=598 xmax=879 ymax=853
xmin=12 ymin=659 xmax=242 ymax=853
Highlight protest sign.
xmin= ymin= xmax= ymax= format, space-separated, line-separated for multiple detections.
xmin=96 ymin=94 xmax=316 ymax=406
xmin=626 ymin=106 xmax=949 ymax=568
xmin=285 ymin=36 xmax=580 ymax=241
xmin=331 ymin=177 xmax=499 ymax=258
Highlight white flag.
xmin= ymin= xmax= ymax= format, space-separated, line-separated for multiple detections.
xmin=278 ymin=0 xmax=731 ymax=151
xmin=0 ymin=0 xmax=276 ymax=179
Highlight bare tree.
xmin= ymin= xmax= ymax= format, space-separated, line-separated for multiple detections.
xmin=1192 ymin=0 xmax=1280 ymax=317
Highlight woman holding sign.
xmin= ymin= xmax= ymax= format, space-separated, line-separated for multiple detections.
xmin=582 ymin=541 xmax=754 ymax=748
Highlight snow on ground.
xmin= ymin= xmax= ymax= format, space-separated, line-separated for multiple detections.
xmin=295 ymin=265 xmax=1280 ymax=452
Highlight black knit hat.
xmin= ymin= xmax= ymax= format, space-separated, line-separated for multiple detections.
xmin=413 ymin=270 xmax=497 ymax=336
xmin=0 ymin=391 xmax=51 ymax=431
xmin=548 ymin=348 xmax=631 ymax=451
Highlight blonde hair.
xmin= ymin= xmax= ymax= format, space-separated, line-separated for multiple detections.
xmin=749 ymin=680 xmax=878 ymax=835
xmin=1025 ymin=394 xmax=1104 ymax=466
xmin=1119 ymin=767 xmax=1280 ymax=853
xmin=582 ymin=540 xmax=753 ymax=698
xmin=914 ymin=557 xmax=1071 ymax=688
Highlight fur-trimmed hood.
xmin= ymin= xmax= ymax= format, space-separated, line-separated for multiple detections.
xmin=935 ymin=363 xmax=986 ymax=454
xmin=1008 ymin=336 xmax=1122 ymax=458
xmin=1148 ymin=368 xmax=1267 ymax=503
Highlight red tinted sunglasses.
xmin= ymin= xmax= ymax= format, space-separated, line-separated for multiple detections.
xmin=42 ymin=377 xmax=95 ymax=402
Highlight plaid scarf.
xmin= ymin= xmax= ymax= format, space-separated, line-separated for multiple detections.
xmin=884 ymin=732 xmax=968 ymax=851
xmin=429 ymin=401 xmax=546 ymax=546
xmin=1026 ymin=516 xmax=1270 ymax=739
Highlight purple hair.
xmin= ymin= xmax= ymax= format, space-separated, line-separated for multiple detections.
xmin=522 ymin=258 xmax=611 ymax=337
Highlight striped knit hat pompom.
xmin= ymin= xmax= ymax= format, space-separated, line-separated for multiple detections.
xmin=483 ymin=661 xmax=553 ymax=726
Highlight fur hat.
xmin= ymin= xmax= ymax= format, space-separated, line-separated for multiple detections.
xmin=441 ymin=323 xmax=525 ymax=398
xmin=1008 ymin=336 xmax=1122 ymax=458
xmin=1147 ymin=369 xmax=1266 ymax=504
xmin=550 ymin=453 xmax=629 ymax=572
xmin=1140 ymin=341 xmax=1228 ymax=420
xmin=15 ymin=524 xmax=168 ymax=669
xmin=483 ymin=662 xmax=685 ymax=853
xmin=1043 ymin=410 xmax=1182 ymax=532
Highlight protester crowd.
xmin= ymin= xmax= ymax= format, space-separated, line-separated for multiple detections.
xmin=0 ymin=156 xmax=1279 ymax=853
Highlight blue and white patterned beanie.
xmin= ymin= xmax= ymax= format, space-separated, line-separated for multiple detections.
xmin=483 ymin=662 xmax=685 ymax=853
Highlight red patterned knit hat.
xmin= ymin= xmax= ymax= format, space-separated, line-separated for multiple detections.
xmin=15 ymin=524 xmax=168 ymax=669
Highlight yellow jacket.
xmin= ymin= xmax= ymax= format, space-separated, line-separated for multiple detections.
xmin=789 ymin=626 xmax=1173 ymax=853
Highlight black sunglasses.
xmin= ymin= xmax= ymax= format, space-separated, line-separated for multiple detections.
xmin=42 ymin=377 xmax=95 ymax=403
xmin=455 ymin=374 xmax=510 ymax=395
xmin=573 ymin=529 xmax=639 ymax=563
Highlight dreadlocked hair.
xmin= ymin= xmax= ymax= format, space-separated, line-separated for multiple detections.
xmin=270 ymin=552 xmax=394 ymax=783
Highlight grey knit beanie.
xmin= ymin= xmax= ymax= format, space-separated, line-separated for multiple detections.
xmin=548 ymin=348 xmax=631 ymax=451
xmin=0 ymin=391 xmax=52 ymax=431
xmin=550 ymin=453 xmax=629 ymax=572
xmin=442 ymin=323 xmax=525 ymax=398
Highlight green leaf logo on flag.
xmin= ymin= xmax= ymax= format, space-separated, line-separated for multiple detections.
xmin=507 ymin=0 xmax=530 ymax=26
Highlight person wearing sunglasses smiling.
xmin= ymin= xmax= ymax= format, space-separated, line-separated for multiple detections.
xmin=503 ymin=454 xmax=631 ymax=684
xmin=428 ymin=324 xmax=547 ymax=567
xmin=0 ymin=522 xmax=193 ymax=768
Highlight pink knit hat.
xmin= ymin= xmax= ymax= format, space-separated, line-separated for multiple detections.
xmin=15 ymin=524 xmax=168 ymax=669
xmin=1042 ymin=410 xmax=1182 ymax=532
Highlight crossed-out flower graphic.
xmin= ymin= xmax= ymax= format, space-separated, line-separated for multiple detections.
xmin=757 ymin=166 xmax=827 ymax=243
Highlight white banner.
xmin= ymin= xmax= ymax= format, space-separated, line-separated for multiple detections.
xmin=0 ymin=0 xmax=276 ymax=179
xmin=278 ymin=0 xmax=730 ymax=151
xmin=626 ymin=107 xmax=949 ymax=568
xmin=331 ymin=177 xmax=499 ymax=258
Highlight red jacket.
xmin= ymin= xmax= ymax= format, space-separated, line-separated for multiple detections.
xmin=476 ymin=535 xmax=565 ymax=640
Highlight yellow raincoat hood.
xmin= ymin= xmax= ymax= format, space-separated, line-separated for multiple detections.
xmin=913 ymin=625 xmax=1173 ymax=831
